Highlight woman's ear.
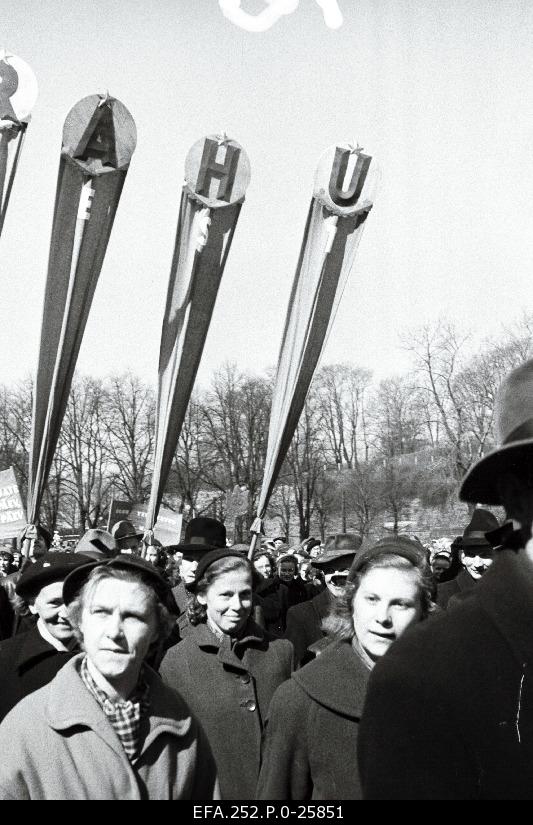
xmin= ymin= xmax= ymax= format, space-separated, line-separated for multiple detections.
xmin=197 ymin=592 xmax=207 ymax=606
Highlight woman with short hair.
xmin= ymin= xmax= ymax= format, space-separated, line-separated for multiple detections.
xmin=160 ymin=549 xmax=294 ymax=799
xmin=0 ymin=556 xmax=218 ymax=800
xmin=257 ymin=537 xmax=434 ymax=800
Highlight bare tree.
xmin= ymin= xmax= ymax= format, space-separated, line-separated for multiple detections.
xmin=105 ymin=373 xmax=155 ymax=503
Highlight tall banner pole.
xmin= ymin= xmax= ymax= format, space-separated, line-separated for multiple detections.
xmin=249 ymin=143 xmax=379 ymax=558
xmin=143 ymin=134 xmax=250 ymax=551
xmin=23 ymin=93 xmax=136 ymax=556
xmin=0 ymin=50 xmax=38 ymax=242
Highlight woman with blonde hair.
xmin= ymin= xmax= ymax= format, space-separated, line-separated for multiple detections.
xmin=257 ymin=536 xmax=434 ymax=800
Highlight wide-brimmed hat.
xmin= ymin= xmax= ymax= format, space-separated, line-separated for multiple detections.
xmin=168 ymin=517 xmax=227 ymax=560
xmin=111 ymin=520 xmax=143 ymax=543
xmin=16 ymin=552 xmax=94 ymax=599
xmin=460 ymin=359 xmax=533 ymax=505
xmin=62 ymin=555 xmax=179 ymax=615
xmin=459 ymin=509 xmax=499 ymax=547
xmin=314 ymin=533 xmax=362 ymax=572
xmin=75 ymin=528 xmax=118 ymax=560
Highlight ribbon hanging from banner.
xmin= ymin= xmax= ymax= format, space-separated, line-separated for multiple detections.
xmin=0 ymin=49 xmax=38 ymax=241
xmin=26 ymin=94 xmax=136 ymax=549
xmin=144 ymin=134 xmax=251 ymax=540
xmin=249 ymin=143 xmax=379 ymax=556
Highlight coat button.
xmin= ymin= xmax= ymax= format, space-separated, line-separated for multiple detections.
xmin=244 ymin=699 xmax=256 ymax=711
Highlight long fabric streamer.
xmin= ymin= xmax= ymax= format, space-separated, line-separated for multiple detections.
xmin=249 ymin=144 xmax=378 ymax=556
xmin=144 ymin=135 xmax=250 ymax=542
xmin=25 ymin=94 xmax=136 ymax=551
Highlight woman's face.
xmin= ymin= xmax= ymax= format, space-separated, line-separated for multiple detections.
xmin=199 ymin=567 xmax=253 ymax=635
xmin=352 ymin=566 xmax=422 ymax=663
xmin=253 ymin=555 xmax=273 ymax=580
xmin=80 ymin=578 xmax=158 ymax=687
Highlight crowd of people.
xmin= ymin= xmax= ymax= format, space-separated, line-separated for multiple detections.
xmin=0 ymin=358 xmax=532 ymax=799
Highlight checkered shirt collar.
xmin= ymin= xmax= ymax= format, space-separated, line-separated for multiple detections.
xmin=80 ymin=656 xmax=150 ymax=763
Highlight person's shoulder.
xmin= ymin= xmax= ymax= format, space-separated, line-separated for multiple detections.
xmin=146 ymin=667 xmax=198 ymax=721
xmin=0 ymin=680 xmax=50 ymax=734
xmin=372 ymin=596 xmax=490 ymax=684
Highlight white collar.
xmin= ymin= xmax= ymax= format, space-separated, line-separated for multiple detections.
xmin=37 ymin=617 xmax=70 ymax=652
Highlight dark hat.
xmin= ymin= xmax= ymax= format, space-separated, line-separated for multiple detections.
xmin=349 ymin=536 xmax=428 ymax=580
xmin=229 ymin=543 xmax=250 ymax=556
xmin=111 ymin=520 xmax=143 ymax=543
xmin=62 ymin=555 xmax=179 ymax=615
xmin=190 ymin=549 xmax=250 ymax=592
xmin=314 ymin=533 xmax=362 ymax=573
xmin=16 ymin=552 xmax=95 ymax=599
xmin=172 ymin=517 xmax=227 ymax=560
xmin=16 ymin=524 xmax=52 ymax=552
xmin=460 ymin=359 xmax=533 ymax=504
xmin=75 ymin=528 xmax=118 ymax=560
xmin=460 ymin=509 xmax=499 ymax=547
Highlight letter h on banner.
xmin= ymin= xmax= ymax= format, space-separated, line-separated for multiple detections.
xmin=328 ymin=147 xmax=371 ymax=208
xmin=196 ymin=138 xmax=240 ymax=202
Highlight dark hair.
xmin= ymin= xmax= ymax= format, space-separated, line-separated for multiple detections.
xmin=188 ymin=555 xmax=252 ymax=626
xmin=67 ymin=565 xmax=176 ymax=644
xmin=323 ymin=552 xmax=435 ymax=642
xmin=277 ymin=554 xmax=298 ymax=572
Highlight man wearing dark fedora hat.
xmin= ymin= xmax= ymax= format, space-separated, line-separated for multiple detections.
xmin=111 ymin=520 xmax=144 ymax=555
xmin=436 ymin=508 xmax=499 ymax=609
xmin=359 ymin=358 xmax=533 ymax=799
xmin=169 ymin=517 xmax=227 ymax=636
xmin=285 ymin=534 xmax=362 ymax=666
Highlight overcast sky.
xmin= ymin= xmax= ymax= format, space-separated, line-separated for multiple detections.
xmin=2 ymin=0 xmax=533 ymax=390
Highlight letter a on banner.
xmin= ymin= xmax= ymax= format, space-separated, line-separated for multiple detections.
xmin=25 ymin=94 xmax=136 ymax=554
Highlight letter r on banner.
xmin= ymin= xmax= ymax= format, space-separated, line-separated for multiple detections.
xmin=328 ymin=147 xmax=371 ymax=207
xmin=196 ymin=138 xmax=240 ymax=202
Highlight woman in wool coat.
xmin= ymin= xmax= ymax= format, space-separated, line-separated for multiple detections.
xmin=256 ymin=537 xmax=434 ymax=800
xmin=160 ymin=549 xmax=294 ymax=799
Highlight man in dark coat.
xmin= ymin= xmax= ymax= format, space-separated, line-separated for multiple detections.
xmin=436 ymin=508 xmax=499 ymax=609
xmin=358 ymin=358 xmax=533 ymax=800
xmin=170 ymin=517 xmax=227 ymax=638
xmin=285 ymin=535 xmax=361 ymax=666
xmin=0 ymin=552 xmax=91 ymax=722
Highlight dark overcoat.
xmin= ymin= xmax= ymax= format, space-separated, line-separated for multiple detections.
xmin=359 ymin=549 xmax=533 ymax=800
xmin=256 ymin=640 xmax=370 ymax=800
xmin=436 ymin=567 xmax=476 ymax=609
xmin=0 ymin=586 xmax=13 ymax=641
xmin=0 ymin=625 xmax=76 ymax=722
xmin=159 ymin=619 xmax=293 ymax=799
xmin=285 ymin=587 xmax=333 ymax=666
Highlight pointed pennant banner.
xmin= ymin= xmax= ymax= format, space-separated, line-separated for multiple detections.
xmin=144 ymin=134 xmax=250 ymax=539
xmin=0 ymin=50 xmax=38 ymax=240
xmin=26 ymin=94 xmax=136 ymax=545
xmin=249 ymin=143 xmax=379 ymax=554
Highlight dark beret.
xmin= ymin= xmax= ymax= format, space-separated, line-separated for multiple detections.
xmin=62 ymin=554 xmax=179 ymax=615
xmin=190 ymin=549 xmax=251 ymax=592
xmin=16 ymin=552 xmax=95 ymax=598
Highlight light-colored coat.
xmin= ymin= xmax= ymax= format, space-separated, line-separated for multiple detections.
xmin=0 ymin=654 xmax=219 ymax=800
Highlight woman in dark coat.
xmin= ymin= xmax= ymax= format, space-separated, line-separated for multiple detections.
xmin=256 ymin=537 xmax=434 ymax=800
xmin=160 ymin=549 xmax=294 ymax=799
